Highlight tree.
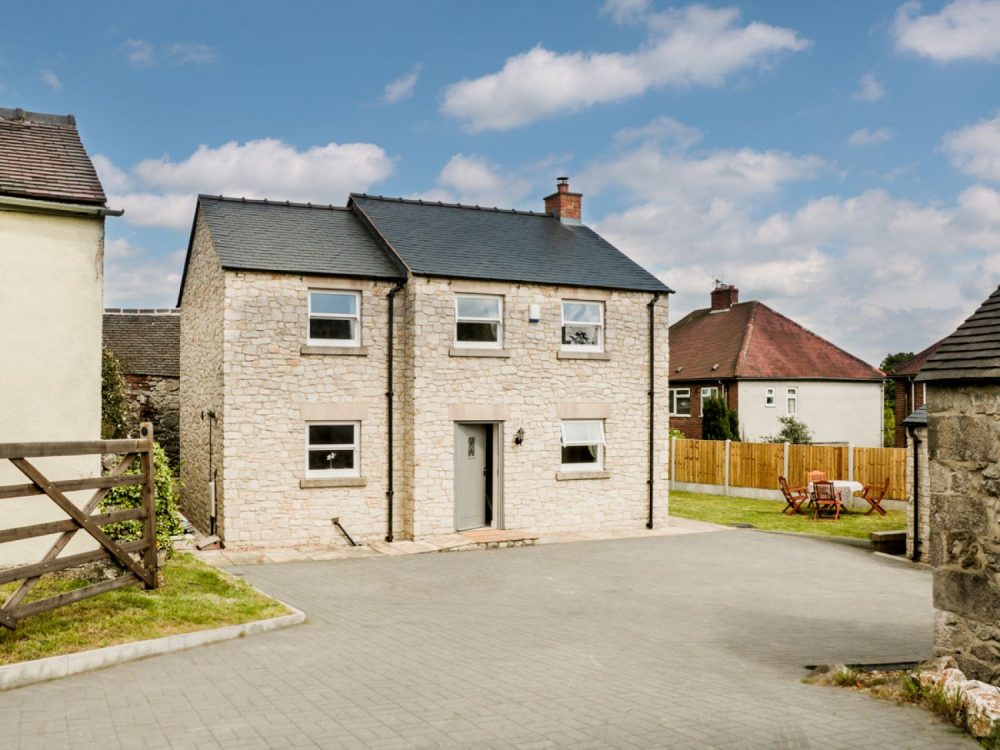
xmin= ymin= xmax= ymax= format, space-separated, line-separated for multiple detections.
xmin=880 ymin=351 xmax=914 ymax=448
xmin=764 ymin=415 xmax=812 ymax=444
xmin=101 ymin=346 xmax=129 ymax=439
xmin=701 ymin=395 xmax=740 ymax=441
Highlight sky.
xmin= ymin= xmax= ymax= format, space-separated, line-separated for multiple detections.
xmin=3 ymin=0 xmax=1000 ymax=366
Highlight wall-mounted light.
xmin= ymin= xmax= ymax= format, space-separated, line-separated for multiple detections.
xmin=514 ymin=427 xmax=525 ymax=445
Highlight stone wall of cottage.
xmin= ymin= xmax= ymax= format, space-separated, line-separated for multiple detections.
xmin=905 ymin=423 xmax=930 ymax=560
xmin=219 ymin=272 xmax=405 ymax=549
xmin=179 ymin=215 xmax=226 ymax=537
xmin=927 ymin=383 xmax=1000 ymax=684
xmin=407 ymin=277 xmax=670 ymax=538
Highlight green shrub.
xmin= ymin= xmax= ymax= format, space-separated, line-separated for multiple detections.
xmin=101 ymin=347 xmax=129 ymax=439
xmin=669 ymin=428 xmax=686 ymax=440
xmin=99 ymin=443 xmax=184 ymax=552
xmin=833 ymin=666 xmax=860 ymax=687
xmin=702 ymin=396 xmax=740 ymax=441
xmin=764 ymin=415 xmax=813 ymax=444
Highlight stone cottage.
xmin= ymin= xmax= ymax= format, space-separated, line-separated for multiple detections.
xmin=102 ymin=308 xmax=180 ymax=465
xmin=178 ymin=180 xmax=672 ymax=549
xmin=918 ymin=285 xmax=1000 ymax=683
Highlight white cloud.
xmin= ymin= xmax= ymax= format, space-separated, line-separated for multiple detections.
xmin=853 ymin=72 xmax=884 ymax=102
xmin=40 ymin=70 xmax=61 ymax=90
xmin=123 ymin=39 xmax=218 ymax=69
xmin=103 ymin=239 xmax=185 ymax=308
xmin=848 ymin=127 xmax=894 ymax=146
xmin=602 ymin=0 xmax=651 ymax=24
xmin=383 ymin=65 xmax=421 ymax=103
xmin=942 ymin=112 xmax=1000 ymax=181
xmin=412 ymin=153 xmax=562 ymax=209
xmin=582 ymin=126 xmax=1000 ymax=362
xmin=102 ymin=138 xmax=395 ymax=230
xmin=893 ymin=0 xmax=1000 ymax=62
xmin=613 ymin=115 xmax=703 ymax=149
xmin=441 ymin=5 xmax=809 ymax=131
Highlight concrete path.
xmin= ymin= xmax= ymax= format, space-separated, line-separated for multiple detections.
xmin=0 ymin=531 xmax=976 ymax=749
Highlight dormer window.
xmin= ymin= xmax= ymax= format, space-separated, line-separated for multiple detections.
xmin=455 ymin=295 xmax=503 ymax=348
xmin=308 ymin=291 xmax=360 ymax=346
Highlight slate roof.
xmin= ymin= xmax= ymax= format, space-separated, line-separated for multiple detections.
xmin=669 ymin=301 xmax=883 ymax=382
xmin=0 ymin=108 xmax=106 ymax=205
xmin=892 ymin=339 xmax=946 ymax=378
xmin=195 ymin=196 xmax=403 ymax=279
xmin=103 ymin=310 xmax=180 ymax=377
xmin=919 ymin=285 xmax=1000 ymax=382
xmin=351 ymin=195 xmax=671 ymax=293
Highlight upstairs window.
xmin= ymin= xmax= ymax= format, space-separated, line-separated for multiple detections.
xmin=306 ymin=422 xmax=359 ymax=477
xmin=787 ymin=388 xmax=798 ymax=415
xmin=309 ymin=291 xmax=360 ymax=346
xmin=765 ymin=388 xmax=775 ymax=407
xmin=561 ymin=301 xmax=604 ymax=351
xmin=455 ymin=295 xmax=502 ymax=348
xmin=669 ymin=388 xmax=691 ymax=417
xmin=561 ymin=420 xmax=605 ymax=471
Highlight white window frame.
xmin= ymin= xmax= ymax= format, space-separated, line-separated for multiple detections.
xmin=700 ymin=387 xmax=720 ymax=417
xmin=307 ymin=290 xmax=361 ymax=347
xmin=305 ymin=421 xmax=360 ymax=478
xmin=561 ymin=300 xmax=604 ymax=352
xmin=454 ymin=294 xmax=503 ymax=349
xmin=786 ymin=388 xmax=798 ymax=415
xmin=669 ymin=388 xmax=691 ymax=417
xmin=765 ymin=388 xmax=775 ymax=408
xmin=560 ymin=419 xmax=606 ymax=472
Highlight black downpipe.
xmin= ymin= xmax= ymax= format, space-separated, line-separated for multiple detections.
xmin=647 ymin=293 xmax=661 ymax=529
xmin=909 ymin=426 xmax=922 ymax=562
xmin=385 ymin=280 xmax=406 ymax=542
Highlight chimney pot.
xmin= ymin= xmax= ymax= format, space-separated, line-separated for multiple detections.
xmin=544 ymin=177 xmax=582 ymax=224
xmin=711 ymin=283 xmax=739 ymax=311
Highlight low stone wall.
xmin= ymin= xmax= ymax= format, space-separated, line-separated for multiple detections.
xmin=124 ymin=374 xmax=179 ymax=467
xmin=918 ymin=656 xmax=1000 ymax=738
xmin=927 ymin=383 xmax=1000 ymax=684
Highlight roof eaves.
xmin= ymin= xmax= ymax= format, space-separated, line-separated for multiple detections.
xmin=176 ymin=200 xmax=205 ymax=308
xmin=407 ymin=269 xmax=670 ymax=294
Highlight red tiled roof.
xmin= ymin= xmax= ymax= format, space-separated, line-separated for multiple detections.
xmin=892 ymin=339 xmax=946 ymax=378
xmin=0 ymin=108 xmax=106 ymax=205
xmin=669 ymin=301 xmax=883 ymax=382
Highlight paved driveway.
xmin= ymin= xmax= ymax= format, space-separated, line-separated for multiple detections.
xmin=1 ymin=531 xmax=977 ymax=749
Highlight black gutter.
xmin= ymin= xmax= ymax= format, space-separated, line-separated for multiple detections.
xmin=385 ymin=279 xmax=406 ymax=542
xmin=647 ymin=293 xmax=661 ymax=529
xmin=908 ymin=425 xmax=922 ymax=562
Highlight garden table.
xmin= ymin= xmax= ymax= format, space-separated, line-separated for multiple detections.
xmin=808 ymin=480 xmax=864 ymax=509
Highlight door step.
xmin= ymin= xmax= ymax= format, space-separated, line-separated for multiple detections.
xmin=421 ymin=529 xmax=539 ymax=552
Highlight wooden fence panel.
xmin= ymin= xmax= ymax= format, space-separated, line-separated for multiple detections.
xmin=673 ymin=439 xmax=725 ymax=485
xmin=729 ymin=441 xmax=784 ymax=490
xmin=854 ymin=447 xmax=907 ymax=500
xmin=787 ymin=444 xmax=849 ymax=487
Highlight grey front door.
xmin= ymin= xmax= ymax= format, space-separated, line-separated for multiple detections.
xmin=454 ymin=423 xmax=488 ymax=531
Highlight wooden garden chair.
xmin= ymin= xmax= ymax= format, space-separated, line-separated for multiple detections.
xmin=812 ymin=481 xmax=842 ymax=521
xmin=861 ymin=477 xmax=890 ymax=516
xmin=779 ymin=476 xmax=808 ymax=515
xmin=806 ymin=470 xmax=827 ymax=484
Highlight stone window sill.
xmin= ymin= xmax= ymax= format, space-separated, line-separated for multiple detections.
xmin=449 ymin=347 xmax=511 ymax=358
xmin=300 ymin=477 xmax=367 ymax=489
xmin=555 ymin=470 xmax=612 ymax=481
xmin=301 ymin=345 xmax=369 ymax=356
xmin=557 ymin=351 xmax=611 ymax=361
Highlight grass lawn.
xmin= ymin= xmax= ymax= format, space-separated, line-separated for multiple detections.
xmin=670 ymin=490 xmax=907 ymax=540
xmin=0 ymin=552 xmax=290 ymax=666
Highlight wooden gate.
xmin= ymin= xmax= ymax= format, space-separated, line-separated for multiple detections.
xmin=0 ymin=423 xmax=158 ymax=629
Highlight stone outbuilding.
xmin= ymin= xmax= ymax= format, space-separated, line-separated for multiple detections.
xmin=919 ymin=285 xmax=1000 ymax=684
xmin=102 ymin=308 xmax=180 ymax=466
xmin=178 ymin=180 xmax=672 ymax=549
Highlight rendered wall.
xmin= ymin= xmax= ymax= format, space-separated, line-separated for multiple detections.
xmin=0 ymin=208 xmax=104 ymax=566
xmin=737 ymin=380 xmax=883 ymax=446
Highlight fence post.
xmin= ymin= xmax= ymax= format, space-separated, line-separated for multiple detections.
xmin=139 ymin=422 xmax=158 ymax=590
xmin=783 ymin=442 xmax=789 ymax=481
xmin=670 ymin=436 xmax=676 ymax=489
xmin=723 ymin=439 xmax=731 ymax=497
xmin=847 ymin=444 xmax=854 ymax=482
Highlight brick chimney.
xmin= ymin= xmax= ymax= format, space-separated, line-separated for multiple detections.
xmin=544 ymin=177 xmax=582 ymax=224
xmin=711 ymin=282 xmax=739 ymax=311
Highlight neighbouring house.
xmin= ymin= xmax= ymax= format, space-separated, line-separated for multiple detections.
xmin=917 ymin=286 xmax=1000 ymax=684
xmin=178 ymin=179 xmax=671 ymax=549
xmin=890 ymin=339 xmax=945 ymax=447
xmin=668 ymin=283 xmax=884 ymax=446
xmin=102 ymin=308 xmax=181 ymax=466
xmin=0 ymin=107 xmax=118 ymax=565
